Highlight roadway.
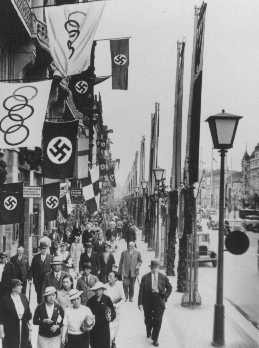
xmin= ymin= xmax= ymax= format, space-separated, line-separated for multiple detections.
xmin=199 ymin=220 xmax=259 ymax=328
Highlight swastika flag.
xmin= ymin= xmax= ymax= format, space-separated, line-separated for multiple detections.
xmin=43 ymin=182 xmax=60 ymax=222
xmin=0 ymin=182 xmax=24 ymax=225
xmin=69 ymin=69 xmax=93 ymax=113
xmin=110 ymin=39 xmax=129 ymax=90
xmin=42 ymin=120 xmax=79 ymax=179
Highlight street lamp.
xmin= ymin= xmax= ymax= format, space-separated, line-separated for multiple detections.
xmin=153 ymin=168 xmax=165 ymax=258
xmin=153 ymin=167 xmax=165 ymax=183
xmin=206 ymin=110 xmax=242 ymax=347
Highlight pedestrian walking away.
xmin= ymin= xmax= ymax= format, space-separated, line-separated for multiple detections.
xmin=119 ymin=241 xmax=142 ymax=301
xmin=138 ymin=259 xmax=172 ymax=347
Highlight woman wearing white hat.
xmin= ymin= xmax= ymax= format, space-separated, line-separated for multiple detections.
xmin=33 ymin=286 xmax=64 ymax=348
xmin=62 ymin=289 xmax=95 ymax=348
xmin=87 ymin=281 xmax=116 ymax=348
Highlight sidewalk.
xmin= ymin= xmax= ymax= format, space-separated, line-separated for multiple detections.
xmin=117 ymin=229 xmax=259 ymax=348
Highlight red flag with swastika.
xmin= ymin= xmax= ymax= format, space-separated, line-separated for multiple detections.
xmin=42 ymin=120 xmax=79 ymax=179
xmin=0 ymin=183 xmax=24 ymax=225
xmin=110 ymin=39 xmax=129 ymax=90
xmin=43 ymin=183 xmax=60 ymax=222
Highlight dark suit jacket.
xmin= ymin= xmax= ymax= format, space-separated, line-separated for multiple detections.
xmin=98 ymin=253 xmax=115 ymax=283
xmin=79 ymin=251 xmax=100 ymax=275
xmin=29 ymin=253 xmax=52 ymax=290
xmin=118 ymin=249 xmax=142 ymax=278
xmin=77 ymin=274 xmax=98 ymax=305
xmin=0 ymin=293 xmax=32 ymax=348
xmin=10 ymin=254 xmax=29 ymax=282
xmin=93 ymin=240 xmax=106 ymax=255
xmin=42 ymin=270 xmax=67 ymax=294
xmin=138 ymin=272 xmax=172 ymax=309
xmin=33 ymin=302 xmax=64 ymax=338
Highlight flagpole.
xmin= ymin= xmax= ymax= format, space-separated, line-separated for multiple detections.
xmin=31 ymin=0 xmax=109 ymax=10
xmin=95 ymin=36 xmax=132 ymax=42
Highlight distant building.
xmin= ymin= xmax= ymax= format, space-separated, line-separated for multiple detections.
xmin=241 ymin=143 xmax=259 ymax=208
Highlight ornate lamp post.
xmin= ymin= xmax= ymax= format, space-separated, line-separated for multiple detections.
xmin=153 ymin=168 xmax=165 ymax=258
xmin=206 ymin=110 xmax=242 ymax=347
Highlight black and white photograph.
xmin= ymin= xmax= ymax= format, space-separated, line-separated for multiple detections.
xmin=0 ymin=0 xmax=258 ymax=347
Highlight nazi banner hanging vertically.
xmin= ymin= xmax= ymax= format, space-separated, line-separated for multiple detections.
xmin=43 ymin=183 xmax=60 ymax=222
xmin=0 ymin=81 xmax=52 ymax=149
xmin=108 ymin=167 xmax=116 ymax=187
xmin=68 ymin=69 xmax=94 ymax=113
xmin=0 ymin=183 xmax=24 ymax=225
xmin=46 ymin=2 xmax=105 ymax=77
xmin=42 ymin=120 xmax=79 ymax=179
xmin=185 ymin=3 xmax=207 ymax=185
xmin=110 ymin=39 xmax=129 ymax=90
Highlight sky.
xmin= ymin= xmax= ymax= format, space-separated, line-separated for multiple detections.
xmin=93 ymin=0 xmax=259 ymax=186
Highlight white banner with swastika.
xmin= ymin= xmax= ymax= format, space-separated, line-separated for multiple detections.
xmin=0 ymin=81 xmax=52 ymax=149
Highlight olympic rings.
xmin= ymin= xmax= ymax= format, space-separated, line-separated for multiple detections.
xmin=0 ymin=85 xmax=38 ymax=146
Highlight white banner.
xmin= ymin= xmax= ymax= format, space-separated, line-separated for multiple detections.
xmin=46 ymin=2 xmax=105 ymax=77
xmin=0 ymin=81 xmax=52 ymax=149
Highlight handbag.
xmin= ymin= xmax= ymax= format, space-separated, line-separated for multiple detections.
xmin=80 ymin=314 xmax=95 ymax=333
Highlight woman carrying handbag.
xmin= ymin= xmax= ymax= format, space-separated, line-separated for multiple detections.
xmin=62 ymin=289 xmax=95 ymax=348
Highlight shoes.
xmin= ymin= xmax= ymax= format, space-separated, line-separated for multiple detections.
xmin=152 ymin=341 xmax=159 ymax=347
xmin=129 ymin=298 xmax=133 ymax=302
xmin=111 ymin=339 xmax=116 ymax=348
xmin=146 ymin=331 xmax=151 ymax=338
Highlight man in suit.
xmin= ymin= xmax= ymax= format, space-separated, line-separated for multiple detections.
xmin=118 ymin=241 xmax=142 ymax=302
xmin=79 ymin=242 xmax=99 ymax=275
xmin=93 ymin=230 xmax=106 ymax=255
xmin=138 ymin=259 xmax=172 ymax=347
xmin=125 ymin=223 xmax=137 ymax=246
xmin=77 ymin=262 xmax=98 ymax=305
xmin=10 ymin=246 xmax=29 ymax=294
xmin=42 ymin=256 xmax=67 ymax=295
xmin=29 ymin=240 xmax=52 ymax=304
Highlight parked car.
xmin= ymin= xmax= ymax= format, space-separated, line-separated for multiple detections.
xmin=197 ymin=232 xmax=217 ymax=267
xmin=242 ymin=215 xmax=259 ymax=232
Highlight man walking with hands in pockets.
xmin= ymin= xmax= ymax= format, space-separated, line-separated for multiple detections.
xmin=138 ymin=259 xmax=172 ymax=347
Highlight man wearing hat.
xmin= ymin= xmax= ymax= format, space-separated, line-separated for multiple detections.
xmin=138 ymin=259 xmax=172 ymax=347
xmin=29 ymin=240 xmax=52 ymax=304
xmin=118 ymin=241 xmax=142 ymax=302
xmin=42 ymin=256 xmax=67 ymax=295
xmin=79 ymin=242 xmax=99 ymax=275
xmin=77 ymin=262 xmax=98 ymax=305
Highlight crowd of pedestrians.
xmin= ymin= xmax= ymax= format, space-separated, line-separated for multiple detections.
xmin=0 ymin=209 xmax=172 ymax=348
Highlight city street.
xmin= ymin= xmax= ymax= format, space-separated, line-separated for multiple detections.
xmin=201 ymin=223 xmax=259 ymax=328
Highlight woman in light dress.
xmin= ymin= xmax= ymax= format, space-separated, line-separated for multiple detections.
xmin=105 ymin=271 xmax=125 ymax=348
xmin=70 ymin=236 xmax=84 ymax=275
xmin=62 ymin=289 xmax=95 ymax=348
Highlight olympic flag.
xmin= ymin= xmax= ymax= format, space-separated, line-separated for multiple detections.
xmin=46 ymin=2 xmax=105 ymax=77
xmin=0 ymin=81 xmax=52 ymax=149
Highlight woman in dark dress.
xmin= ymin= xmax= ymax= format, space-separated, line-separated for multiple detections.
xmin=0 ymin=278 xmax=32 ymax=348
xmin=98 ymin=242 xmax=115 ymax=283
xmin=87 ymin=282 xmax=116 ymax=348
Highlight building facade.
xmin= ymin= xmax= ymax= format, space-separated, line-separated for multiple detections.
xmin=241 ymin=143 xmax=259 ymax=208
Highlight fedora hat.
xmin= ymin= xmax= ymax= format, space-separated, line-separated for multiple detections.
xmin=149 ymin=259 xmax=160 ymax=268
xmin=43 ymin=286 xmax=56 ymax=297
xmin=85 ymin=242 xmax=93 ymax=248
xmin=82 ymin=262 xmax=92 ymax=270
xmin=69 ymin=289 xmax=83 ymax=301
xmin=51 ymin=256 xmax=63 ymax=265
xmin=91 ymin=281 xmax=106 ymax=291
